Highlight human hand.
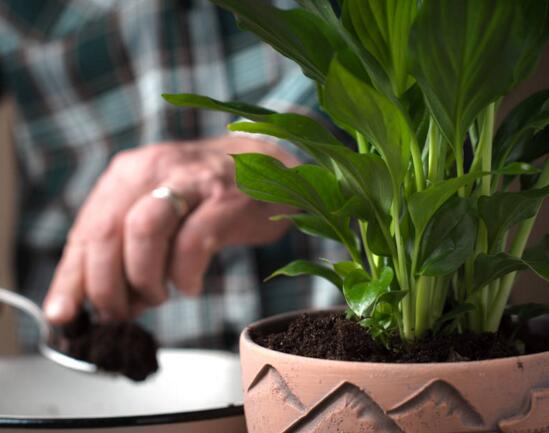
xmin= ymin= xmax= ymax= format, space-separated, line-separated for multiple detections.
xmin=43 ymin=136 xmax=300 ymax=324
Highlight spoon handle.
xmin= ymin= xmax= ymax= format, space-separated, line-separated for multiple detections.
xmin=0 ymin=287 xmax=49 ymax=340
xmin=0 ymin=287 xmax=97 ymax=374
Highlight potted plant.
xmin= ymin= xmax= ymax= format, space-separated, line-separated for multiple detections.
xmin=164 ymin=0 xmax=549 ymax=432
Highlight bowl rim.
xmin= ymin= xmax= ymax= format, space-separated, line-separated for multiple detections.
xmin=0 ymin=405 xmax=244 ymax=428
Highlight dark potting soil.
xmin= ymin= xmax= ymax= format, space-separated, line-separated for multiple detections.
xmin=54 ymin=310 xmax=159 ymax=381
xmin=251 ymin=312 xmax=548 ymax=363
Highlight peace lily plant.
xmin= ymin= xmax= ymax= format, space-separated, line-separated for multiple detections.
xmin=165 ymin=0 xmax=549 ymax=346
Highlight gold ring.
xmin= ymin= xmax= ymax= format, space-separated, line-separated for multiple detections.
xmin=151 ymin=186 xmax=189 ymax=218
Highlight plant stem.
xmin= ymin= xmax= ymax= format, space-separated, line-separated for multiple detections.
xmin=415 ymin=275 xmax=433 ymax=337
xmin=480 ymin=104 xmax=495 ymax=196
xmin=428 ymin=120 xmax=438 ymax=184
xmin=486 ymin=158 xmax=549 ymax=331
xmin=432 ymin=277 xmax=448 ymax=320
xmin=467 ymin=104 xmax=495 ymax=330
xmin=410 ymin=136 xmax=425 ymax=192
xmin=392 ymin=195 xmax=414 ymax=340
xmin=359 ymin=221 xmax=378 ymax=279
xmin=356 ymin=131 xmax=369 ymax=154
xmin=355 ymin=132 xmax=379 ymax=279
xmin=413 ymin=122 xmax=447 ymax=334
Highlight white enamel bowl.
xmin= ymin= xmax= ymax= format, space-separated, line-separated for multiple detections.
xmin=0 ymin=349 xmax=245 ymax=433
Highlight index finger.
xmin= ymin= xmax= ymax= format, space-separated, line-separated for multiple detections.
xmin=43 ymin=154 xmax=147 ymax=323
xmin=43 ymin=242 xmax=86 ymax=325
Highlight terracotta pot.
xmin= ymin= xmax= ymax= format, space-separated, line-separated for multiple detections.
xmin=240 ymin=310 xmax=549 ymax=433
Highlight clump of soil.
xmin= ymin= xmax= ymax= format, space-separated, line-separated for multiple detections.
xmin=54 ymin=310 xmax=159 ymax=381
xmin=251 ymin=312 xmax=547 ymax=363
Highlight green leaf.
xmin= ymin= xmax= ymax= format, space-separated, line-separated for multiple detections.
xmin=334 ymin=197 xmax=392 ymax=257
xmin=294 ymin=0 xmax=339 ymax=24
xmin=324 ymin=55 xmax=412 ymax=186
xmin=409 ymin=0 xmax=549 ymax=148
xmin=343 ymin=268 xmax=372 ymax=292
xmin=234 ymin=154 xmax=358 ymax=254
xmin=376 ymin=290 xmax=408 ymax=309
xmin=313 ymin=144 xmax=393 ymax=217
xmin=233 ymin=154 xmax=323 ymax=209
xmin=473 ymin=239 xmax=549 ymax=292
xmin=494 ymin=90 xmax=549 ymax=168
xmin=296 ymin=2 xmax=396 ymax=101
xmin=271 ymin=213 xmax=343 ymax=242
xmin=499 ymin=161 xmax=543 ymax=191
xmin=367 ymin=217 xmax=393 ymax=257
xmin=418 ymin=197 xmax=477 ymax=276
xmin=343 ymin=267 xmax=394 ymax=318
xmin=291 ymin=165 xmax=359 ymax=254
xmin=209 ymin=0 xmax=342 ymax=82
xmin=408 ymin=172 xmax=482 ymax=238
xmin=478 ymin=186 xmax=549 ymax=252
xmin=162 ymin=93 xmax=275 ymax=118
xmin=234 ymin=156 xmax=345 ymax=212
xmin=293 ymin=164 xmax=347 ymax=212
xmin=508 ymin=6 xmax=549 ymax=87
xmin=333 ymin=261 xmax=364 ymax=278
xmin=228 ymin=113 xmax=345 ymax=168
xmin=336 ymin=196 xmax=376 ymax=221
xmin=342 ymin=0 xmax=417 ymax=96
xmin=523 ymin=235 xmax=549 ymax=281
xmin=266 ymin=259 xmax=342 ymax=289
xmin=472 ymin=253 xmax=528 ymax=292
xmin=229 ymin=115 xmax=343 ymax=147
xmin=401 ymin=83 xmax=429 ymax=146
xmin=497 ymin=162 xmax=542 ymax=176
xmin=163 ymin=94 xmax=346 ymax=168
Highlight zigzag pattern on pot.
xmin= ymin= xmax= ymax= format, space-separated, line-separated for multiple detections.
xmin=246 ymin=364 xmax=307 ymax=432
xmin=282 ymin=381 xmax=404 ymax=433
xmin=246 ymin=365 xmax=549 ymax=432
xmin=498 ymin=388 xmax=549 ymax=433
xmin=247 ymin=363 xmax=306 ymax=412
xmin=387 ymin=379 xmax=486 ymax=433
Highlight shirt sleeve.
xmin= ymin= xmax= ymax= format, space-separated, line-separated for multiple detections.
xmin=2 ymin=0 xmax=198 ymax=249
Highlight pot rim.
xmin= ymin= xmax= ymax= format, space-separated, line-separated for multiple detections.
xmin=241 ymin=308 xmax=549 ymax=368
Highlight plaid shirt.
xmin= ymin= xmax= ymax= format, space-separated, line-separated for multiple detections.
xmin=0 ymin=0 xmax=345 ymax=349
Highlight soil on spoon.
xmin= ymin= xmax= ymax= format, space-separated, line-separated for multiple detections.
xmin=251 ymin=312 xmax=549 ymax=363
xmin=53 ymin=310 xmax=159 ymax=381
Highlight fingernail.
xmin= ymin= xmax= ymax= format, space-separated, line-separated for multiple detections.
xmin=44 ymin=296 xmax=74 ymax=323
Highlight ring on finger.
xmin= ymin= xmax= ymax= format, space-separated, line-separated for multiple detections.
xmin=151 ymin=185 xmax=190 ymax=218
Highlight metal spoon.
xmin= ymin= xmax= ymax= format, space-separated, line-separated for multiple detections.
xmin=0 ymin=287 xmax=97 ymax=373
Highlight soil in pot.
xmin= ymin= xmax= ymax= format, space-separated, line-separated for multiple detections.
xmin=252 ymin=311 xmax=549 ymax=363
xmin=53 ymin=309 xmax=159 ymax=381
